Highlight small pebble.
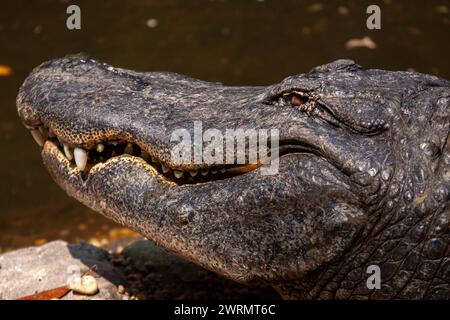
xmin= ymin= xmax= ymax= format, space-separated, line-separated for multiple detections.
xmin=69 ymin=275 xmax=99 ymax=295
xmin=146 ymin=19 xmax=158 ymax=28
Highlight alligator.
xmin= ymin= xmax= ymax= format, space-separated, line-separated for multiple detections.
xmin=17 ymin=56 xmax=449 ymax=299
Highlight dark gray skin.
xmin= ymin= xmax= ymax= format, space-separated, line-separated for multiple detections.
xmin=17 ymin=56 xmax=449 ymax=299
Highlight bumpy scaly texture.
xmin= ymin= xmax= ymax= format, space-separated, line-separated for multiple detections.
xmin=17 ymin=56 xmax=449 ymax=299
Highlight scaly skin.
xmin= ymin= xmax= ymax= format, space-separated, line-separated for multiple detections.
xmin=17 ymin=56 xmax=449 ymax=299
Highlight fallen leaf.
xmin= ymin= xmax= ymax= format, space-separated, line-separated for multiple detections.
xmin=34 ymin=238 xmax=48 ymax=246
xmin=58 ymin=229 xmax=70 ymax=237
xmin=0 ymin=65 xmax=12 ymax=77
xmin=345 ymin=36 xmax=377 ymax=50
xmin=17 ymin=267 xmax=96 ymax=300
xmin=407 ymin=26 xmax=422 ymax=36
xmin=301 ymin=26 xmax=312 ymax=35
xmin=338 ymin=6 xmax=349 ymax=16
xmin=33 ymin=25 xmax=43 ymax=34
xmin=19 ymin=285 xmax=71 ymax=300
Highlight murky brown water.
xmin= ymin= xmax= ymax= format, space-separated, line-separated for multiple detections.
xmin=1 ymin=0 xmax=449 ymax=251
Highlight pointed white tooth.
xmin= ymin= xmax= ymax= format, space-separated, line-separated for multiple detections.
xmin=189 ymin=170 xmax=198 ymax=177
xmin=96 ymin=144 xmax=104 ymax=153
xmin=201 ymin=170 xmax=208 ymax=176
xmin=220 ymin=169 xmax=226 ymax=173
xmin=211 ymin=170 xmax=218 ymax=174
xmin=124 ymin=143 xmax=133 ymax=154
xmin=173 ymin=170 xmax=183 ymax=179
xmin=30 ymin=129 xmax=45 ymax=146
xmin=74 ymin=148 xmax=88 ymax=171
xmin=161 ymin=164 xmax=170 ymax=173
xmin=63 ymin=144 xmax=73 ymax=161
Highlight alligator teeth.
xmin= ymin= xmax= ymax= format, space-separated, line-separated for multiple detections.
xmin=30 ymin=129 xmax=45 ymax=146
xmin=161 ymin=164 xmax=170 ymax=173
xmin=173 ymin=170 xmax=183 ymax=179
xmin=189 ymin=170 xmax=198 ymax=177
xmin=124 ymin=143 xmax=133 ymax=154
xmin=74 ymin=148 xmax=88 ymax=171
xmin=211 ymin=170 xmax=218 ymax=174
xmin=96 ymin=143 xmax=104 ymax=153
xmin=63 ymin=144 xmax=73 ymax=161
xmin=220 ymin=169 xmax=226 ymax=173
xmin=201 ymin=170 xmax=208 ymax=176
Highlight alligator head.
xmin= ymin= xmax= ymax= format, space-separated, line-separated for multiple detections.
xmin=17 ymin=57 xmax=449 ymax=299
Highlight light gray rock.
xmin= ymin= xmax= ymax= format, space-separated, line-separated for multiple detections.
xmin=0 ymin=241 xmax=126 ymax=300
xmin=0 ymin=239 xmax=280 ymax=300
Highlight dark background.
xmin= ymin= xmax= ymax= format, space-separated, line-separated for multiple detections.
xmin=0 ymin=0 xmax=449 ymax=251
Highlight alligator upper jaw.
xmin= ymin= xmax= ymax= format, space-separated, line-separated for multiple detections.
xmin=17 ymin=56 xmax=288 ymax=180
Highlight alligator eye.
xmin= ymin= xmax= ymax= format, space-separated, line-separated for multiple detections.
xmin=290 ymin=94 xmax=309 ymax=106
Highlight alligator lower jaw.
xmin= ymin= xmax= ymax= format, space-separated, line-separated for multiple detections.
xmin=34 ymin=124 xmax=263 ymax=186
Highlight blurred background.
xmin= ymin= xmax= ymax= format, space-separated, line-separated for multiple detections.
xmin=0 ymin=0 xmax=449 ymax=252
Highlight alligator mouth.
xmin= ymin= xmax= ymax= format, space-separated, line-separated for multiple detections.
xmin=31 ymin=124 xmax=322 ymax=185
